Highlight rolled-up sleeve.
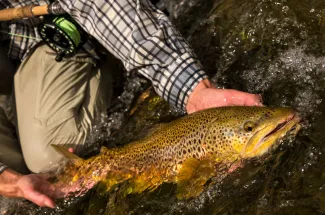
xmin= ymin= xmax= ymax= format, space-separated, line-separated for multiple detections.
xmin=58 ymin=0 xmax=208 ymax=110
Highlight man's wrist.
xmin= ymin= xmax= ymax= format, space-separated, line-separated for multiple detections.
xmin=0 ymin=168 xmax=23 ymax=198
xmin=186 ymin=79 xmax=212 ymax=113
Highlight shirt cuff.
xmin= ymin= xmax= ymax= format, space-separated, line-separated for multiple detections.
xmin=156 ymin=53 xmax=208 ymax=110
xmin=0 ymin=163 xmax=8 ymax=174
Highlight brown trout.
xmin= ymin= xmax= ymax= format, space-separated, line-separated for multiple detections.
xmin=53 ymin=106 xmax=301 ymax=199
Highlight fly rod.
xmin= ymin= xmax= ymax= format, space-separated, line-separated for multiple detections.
xmin=0 ymin=2 xmax=65 ymax=21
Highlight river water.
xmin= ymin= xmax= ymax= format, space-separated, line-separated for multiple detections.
xmin=1 ymin=0 xmax=325 ymax=214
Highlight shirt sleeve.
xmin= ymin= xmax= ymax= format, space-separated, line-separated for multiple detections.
xmin=0 ymin=162 xmax=7 ymax=174
xmin=57 ymin=0 xmax=208 ymax=110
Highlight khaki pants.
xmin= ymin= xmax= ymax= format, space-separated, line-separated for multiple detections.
xmin=0 ymin=44 xmax=112 ymax=173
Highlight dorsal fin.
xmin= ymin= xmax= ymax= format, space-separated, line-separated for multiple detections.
xmin=51 ymin=144 xmax=84 ymax=164
xmin=135 ymin=123 xmax=168 ymax=140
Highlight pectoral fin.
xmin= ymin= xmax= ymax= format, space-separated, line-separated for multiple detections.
xmin=51 ymin=144 xmax=84 ymax=165
xmin=176 ymin=158 xmax=215 ymax=199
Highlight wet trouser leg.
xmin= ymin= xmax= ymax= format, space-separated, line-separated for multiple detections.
xmin=0 ymin=106 xmax=29 ymax=174
xmin=14 ymin=44 xmax=112 ymax=173
xmin=0 ymin=45 xmax=14 ymax=95
xmin=0 ymin=44 xmax=28 ymax=173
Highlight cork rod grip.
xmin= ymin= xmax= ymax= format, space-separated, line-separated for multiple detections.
xmin=0 ymin=5 xmax=49 ymax=21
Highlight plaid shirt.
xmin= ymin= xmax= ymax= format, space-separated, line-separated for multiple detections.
xmin=0 ymin=0 xmax=207 ymax=110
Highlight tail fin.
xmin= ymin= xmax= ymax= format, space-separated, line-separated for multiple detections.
xmin=51 ymin=144 xmax=84 ymax=164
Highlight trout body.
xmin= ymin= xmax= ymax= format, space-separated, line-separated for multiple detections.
xmin=55 ymin=107 xmax=301 ymax=199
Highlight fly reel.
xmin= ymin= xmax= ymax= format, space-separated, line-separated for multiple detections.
xmin=38 ymin=16 xmax=87 ymax=61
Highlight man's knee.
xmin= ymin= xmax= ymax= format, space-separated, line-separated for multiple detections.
xmin=23 ymin=141 xmax=63 ymax=173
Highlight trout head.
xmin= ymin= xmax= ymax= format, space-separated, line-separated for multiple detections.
xmin=204 ymin=106 xmax=301 ymax=161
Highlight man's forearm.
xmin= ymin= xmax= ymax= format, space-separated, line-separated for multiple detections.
xmin=58 ymin=0 xmax=207 ymax=110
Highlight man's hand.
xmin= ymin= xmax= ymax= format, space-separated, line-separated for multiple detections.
xmin=186 ymin=79 xmax=263 ymax=114
xmin=0 ymin=168 xmax=55 ymax=208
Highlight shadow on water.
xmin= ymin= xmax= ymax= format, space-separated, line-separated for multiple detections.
xmin=1 ymin=0 xmax=325 ymax=214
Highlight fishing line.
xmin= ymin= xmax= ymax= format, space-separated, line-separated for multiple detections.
xmin=54 ymin=17 xmax=81 ymax=47
xmin=0 ymin=30 xmax=41 ymax=40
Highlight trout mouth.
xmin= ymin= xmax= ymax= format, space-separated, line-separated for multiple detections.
xmin=261 ymin=114 xmax=296 ymax=141
xmin=243 ymin=113 xmax=301 ymax=158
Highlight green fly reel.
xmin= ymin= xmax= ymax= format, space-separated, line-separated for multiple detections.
xmin=38 ymin=16 xmax=87 ymax=62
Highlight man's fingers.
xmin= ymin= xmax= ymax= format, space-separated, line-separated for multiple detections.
xmin=244 ymin=94 xmax=264 ymax=106
xmin=44 ymin=198 xmax=56 ymax=208
xmin=25 ymin=190 xmax=55 ymax=208
xmin=186 ymin=87 xmax=264 ymax=113
xmin=227 ymin=90 xmax=263 ymax=106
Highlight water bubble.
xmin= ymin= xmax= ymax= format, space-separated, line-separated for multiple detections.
xmin=233 ymin=179 xmax=240 ymax=186
xmin=282 ymin=6 xmax=289 ymax=13
xmin=320 ymin=184 xmax=325 ymax=190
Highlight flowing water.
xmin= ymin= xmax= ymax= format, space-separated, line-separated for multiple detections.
xmin=1 ymin=0 xmax=325 ymax=214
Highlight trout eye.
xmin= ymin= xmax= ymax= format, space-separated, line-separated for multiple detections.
xmin=244 ymin=121 xmax=256 ymax=132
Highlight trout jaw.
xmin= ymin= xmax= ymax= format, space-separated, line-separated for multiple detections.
xmin=242 ymin=113 xmax=301 ymax=158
